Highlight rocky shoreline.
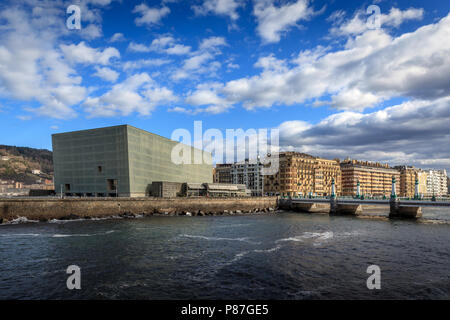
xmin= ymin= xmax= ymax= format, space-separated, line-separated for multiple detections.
xmin=0 ymin=207 xmax=279 ymax=225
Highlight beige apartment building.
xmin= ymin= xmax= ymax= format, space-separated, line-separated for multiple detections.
xmin=396 ymin=166 xmax=428 ymax=198
xmin=264 ymin=152 xmax=341 ymax=197
xmin=340 ymin=159 xmax=400 ymax=197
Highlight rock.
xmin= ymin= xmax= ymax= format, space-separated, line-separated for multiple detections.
xmin=119 ymin=212 xmax=135 ymax=218
xmin=269 ymin=207 xmax=275 ymax=212
xmin=186 ymin=212 xmax=192 ymax=216
xmin=0 ymin=218 xmax=3 ymax=224
xmin=61 ymin=214 xmax=80 ymax=220
xmin=223 ymin=210 xmax=229 ymax=214
xmin=198 ymin=211 xmax=204 ymax=216
xmin=84 ymin=216 xmax=92 ymax=220
xmin=39 ymin=217 xmax=48 ymax=222
xmin=236 ymin=210 xmax=242 ymax=214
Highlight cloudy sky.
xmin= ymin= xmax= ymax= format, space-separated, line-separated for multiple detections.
xmin=0 ymin=0 xmax=449 ymax=172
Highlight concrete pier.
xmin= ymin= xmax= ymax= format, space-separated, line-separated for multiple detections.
xmin=330 ymin=203 xmax=363 ymax=216
xmin=291 ymin=202 xmax=329 ymax=213
xmin=389 ymin=199 xmax=422 ymax=219
xmin=0 ymin=197 xmax=278 ymax=222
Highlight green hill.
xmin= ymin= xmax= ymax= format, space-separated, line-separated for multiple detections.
xmin=0 ymin=145 xmax=53 ymax=184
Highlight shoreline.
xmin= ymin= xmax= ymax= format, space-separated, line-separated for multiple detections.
xmin=0 ymin=197 xmax=278 ymax=223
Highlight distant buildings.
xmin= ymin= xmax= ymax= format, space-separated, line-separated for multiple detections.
xmin=213 ymin=163 xmax=232 ymax=184
xmin=52 ymin=125 xmax=212 ymax=197
xmin=264 ymin=152 xmax=341 ymax=197
xmin=340 ymin=159 xmax=400 ymax=197
xmin=231 ymin=159 xmax=264 ymax=196
xmin=395 ymin=166 xmax=427 ymax=198
xmin=425 ymin=169 xmax=448 ymax=196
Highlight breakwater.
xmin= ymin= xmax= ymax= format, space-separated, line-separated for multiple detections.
xmin=0 ymin=197 xmax=278 ymax=222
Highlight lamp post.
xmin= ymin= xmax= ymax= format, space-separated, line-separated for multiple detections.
xmin=414 ymin=178 xmax=419 ymax=200
xmin=356 ymin=180 xmax=361 ymax=199
xmin=391 ymin=176 xmax=397 ymax=199
xmin=331 ymin=178 xmax=336 ymax=199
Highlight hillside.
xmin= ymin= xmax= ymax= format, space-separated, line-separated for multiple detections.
xmin=0 ymin=145 xmax=53 ymax=184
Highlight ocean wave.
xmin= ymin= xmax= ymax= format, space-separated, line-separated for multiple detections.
xmin=276 ymin=231 xmax=334 ymax=244
xmin=0 ymin=233 xmax=41 ymax=237
xmin=179 ymin=234 xmax=260 ymax=244
xmin=253 ymin=245 xmax=282 ymax=253
xmin=48 ymin=218 xmax=85 ymax=224
xmin=1 ymin=217 xmax=39 ymax=225
xmin=51 ymin=230 xmax=115 ymax=238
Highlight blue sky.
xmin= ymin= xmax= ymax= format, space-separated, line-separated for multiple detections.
xmin=0 ymin=0 xmax=450 ymax=172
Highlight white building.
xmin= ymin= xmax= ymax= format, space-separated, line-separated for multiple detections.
xmin=231 ymin=159 xmax=264 ymax=196
xmin=425 ymin=169 xmax=448 ymax=196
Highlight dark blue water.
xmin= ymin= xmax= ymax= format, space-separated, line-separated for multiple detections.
xmin=0 ymin=209 xmax=449 ymax=300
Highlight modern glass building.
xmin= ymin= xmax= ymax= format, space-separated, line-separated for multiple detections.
xmin=52 ymin=125 xmax=213 ymax=197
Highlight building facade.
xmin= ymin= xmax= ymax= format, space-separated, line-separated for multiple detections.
xmin=340 ymin=159 xmax=400 ymax=197
xmin=425 ymin=169 xmax=448 ymax=196
xmin=396 ymin=166 xmax=427 ymax=198
xmin=231 ymin=159 xmax=264 ymax=196
xmin=264 ymin=152 xmax=341 ymax=197
xmin=52 ymin=125 xmax=213 ymax=197
xmin=213 ymin=163 xmax=232 ymax=184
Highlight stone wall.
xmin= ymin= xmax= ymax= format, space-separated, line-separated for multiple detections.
xmin=0 ymin=197 xmax=278 ymax=221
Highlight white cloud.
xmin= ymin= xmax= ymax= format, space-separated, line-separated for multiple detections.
xmin=212 ymin=13 xmax=450 ymax=112
xmin=93 ymin=67 xmax=119 ymax=82
xmin=123 ymin=58 xmax=172 ymax=71
xmin=331 ymin=7 xmax=424 ymax=36
xmin=253 ymin=0 xmax=317 ymax=43
xmin=193 ymin=0 xmax=244 ymax=21
xmin=0 ymin=6 xmax=88 ymax=119
xmin=172 ymin=36 xmax=227 ymax=81
xmin=166 ymin=44 xmax=192 ymax=55
xmin=128 ymin=36 xmax=191 ymax=55
xmin=199 ymin=36 xmax=227 ymax=51
xmin=83 ymin=73 xmax=177 ymax=117
xmin=109 ymin=33 xmax=126 ymax=42
xmin=133 ymin=4 xmax=170 ymax=27
xmin=60 ymin=42 xmax=120 ymax=65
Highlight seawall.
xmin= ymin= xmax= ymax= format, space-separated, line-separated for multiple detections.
xmin=0 ymin=197 xmax=278 ymax=222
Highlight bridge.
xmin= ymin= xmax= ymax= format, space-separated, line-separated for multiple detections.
xmin=278 ymin=178 xmax=450 ymax=219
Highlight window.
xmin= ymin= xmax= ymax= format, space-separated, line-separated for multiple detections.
xmin=107 ymin=179 xmax=117 ymax=192
xmin=98 ymin=166 xmax=103 ymax=173
xmin=65 ymin=184 xmax=71 ymax=192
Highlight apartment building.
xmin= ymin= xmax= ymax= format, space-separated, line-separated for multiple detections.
xmin=340 ymin=159 xmax=400 ymax=197
xmin=425 ymin=169 xmax=448 ymax=196
xmin=213 ymin=163 xmax=232 ymax=184
xmin=396 ymin=166 xmax=428 ymax=198
xmin=231 ymin=159 xmax=264 ymax=196
xmin=264 ymin=152 xmax=341 ymax=197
